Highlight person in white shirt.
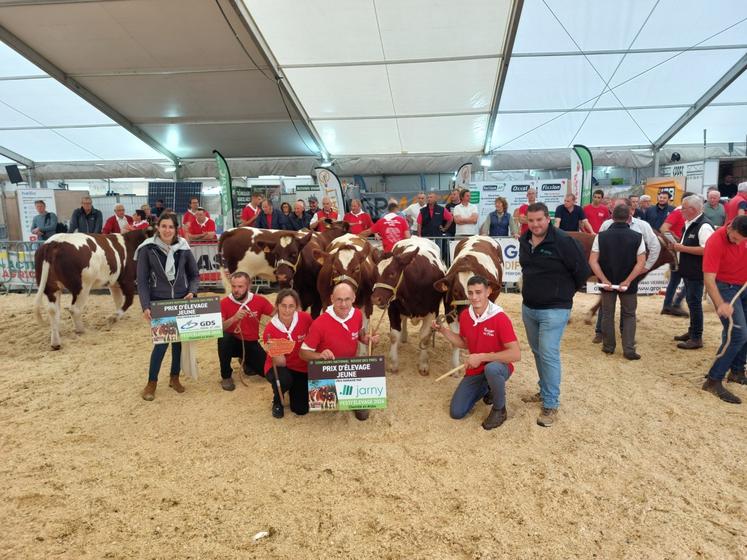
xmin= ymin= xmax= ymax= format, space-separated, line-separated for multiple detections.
xmin=452 ymin=189 xmax=479 ymax=236
xmin=593 ymin=197 xmax=661 ymax=343
xmin=404 ymin=192 xmax=426 ymax=233
xmin=669 ymin=195 xmax=715 ymax=350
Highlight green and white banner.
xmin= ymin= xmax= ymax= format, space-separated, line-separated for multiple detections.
xmin=308 ymin=356 xmax=387 ymax=411
xmin=213 ymin=150 xmax=234 ymax=230
xmin=150 ymin=296 xmax=223 ymax=344
xmin=571 ymin=145 xmax=593 ymax=205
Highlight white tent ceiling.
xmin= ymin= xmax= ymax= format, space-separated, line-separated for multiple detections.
xmin=1 ymin=0 xmax=747 ymax=176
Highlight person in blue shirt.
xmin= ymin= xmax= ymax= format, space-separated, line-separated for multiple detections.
xmin=644 ymin=191 xmax=675 ymax=230
xmin=30 ymin=200 xmax=58 ymax=240
xmin=480 ymin=197 xmax=514 ymax=236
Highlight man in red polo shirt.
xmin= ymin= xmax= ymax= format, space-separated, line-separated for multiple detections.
xmin=724 ymin=182 xmax=747 ymax=223
xmin=299 ymin=282 xmax=379 ymax=420
xmin=240 ymin=192 xmax=263 ymax=226
xmin=583 ymin=189 xmax=611 ymax=233
xmin=217 ymin=272 xmax=275 ymax=391
xmin=186 ymin=207 xmax=217 ymax=242
xmin=309 ymin=196 xmax=338 ymax=231
xmin=702 ymin=215 xmax=747 ymax=404
xmin=360 ymin=201 xmax=410 ymax=252
xmin=342 ymin=198 xmax=373 ymax=235
xmin=182 ymin=197 xmax=210 ymax=228
xmin=432 ymin=275 xmax=521 ymax=430
xmin=513 ymin=186 xmax=537 ymax=237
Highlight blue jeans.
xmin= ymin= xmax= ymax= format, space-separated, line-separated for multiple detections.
xmin=707 ymin=282 xmax=747 ymax=381
xmin=683 ymin=278 xmax=704 ymax=340
xmin=148 ymin=342 xmax=182 ymax=382
xmin=522 ymin=305 xmax=571 ymax=409
xmin=663 ymin=268 xmax=686 ymax=308
xmin=450 ymin=362 xmax=511 ymax=419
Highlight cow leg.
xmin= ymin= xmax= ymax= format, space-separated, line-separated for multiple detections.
xmin=108 ymin=282 xmax=126 ymax=323
xmin=400 ymin=318 xmax=408 ymax=344
xmin=417 ymin=313 xmax=435 ymax=376
xmin=70 ymin=284 xmax=91 ymax=334
xmin=450 ymin=320 xmax=461 ymax=370
xmin=585 ymin=296 xmax=601 ymax=325
xmin=387 ymin=307 xmax=403 ymax=374
xmin=48 ymin=291 xmax=62 ymax=350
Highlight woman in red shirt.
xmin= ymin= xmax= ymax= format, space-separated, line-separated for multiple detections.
xmin=263 ymin=288 xmax=314 ymax=418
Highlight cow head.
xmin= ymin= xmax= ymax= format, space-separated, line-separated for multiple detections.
xmin=314 ymin=244 xmax=368 ymax=297
xmin=123 ymin=227 xmax=155 ymax=254
xmin=434 ymin=268 xmax=502 ymax=317
xmin=273 ymin=231 xmax=314 ymax=286
xmin=371 ymin=247 xmax=419 ymax=308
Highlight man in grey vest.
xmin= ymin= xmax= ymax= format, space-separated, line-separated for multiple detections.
xmin=671 ymin=195 xmax=714 ymax=350
xmin=589 ymin=204 xmax=647 ymax=360
xmin=69 ymin=196 xmax=103 ymax=234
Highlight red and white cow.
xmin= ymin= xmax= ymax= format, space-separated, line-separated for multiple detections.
xmin=314 ymin=233 xmax=380 ymax=324
xmin=219 ymin=223 xmax=349 ymax=316
xmin=34 ymin=229 xmax=153 ymax=349
xmin=370 ymin=237 xmax=446 ymax=375
xmin=433 ymin=235 xmax=503 ymax=368
xmin=218 ymin=227 xmax=307 ymax=286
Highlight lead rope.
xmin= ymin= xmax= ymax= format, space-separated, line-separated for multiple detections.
xmin=712 ymin=281 xmax=747 ymax=362
xmin=234 ymin=284 xmax=261 ymax=387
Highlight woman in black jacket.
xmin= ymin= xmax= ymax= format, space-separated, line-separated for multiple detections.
xmin=136 ymin=213 xmax=199 ymax=401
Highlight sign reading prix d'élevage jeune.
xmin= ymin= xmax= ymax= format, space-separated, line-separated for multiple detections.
xmin=150 ymin=296 xmax=223 ymax=344
xmin=307 ymin=356 xmax=387 ymax=411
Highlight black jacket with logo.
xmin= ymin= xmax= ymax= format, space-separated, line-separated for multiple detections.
xmin=519 ymin=224 xmax=591 ymax=309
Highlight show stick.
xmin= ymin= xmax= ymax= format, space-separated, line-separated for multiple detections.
xmin=434 ymin=364 xmax=465 ymax=382
xmin=368 ymin=308 xmax=388 ymax=356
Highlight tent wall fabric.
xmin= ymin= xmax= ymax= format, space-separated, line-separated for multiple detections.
xmin=1 ymin=0 xmax=747 ymax=173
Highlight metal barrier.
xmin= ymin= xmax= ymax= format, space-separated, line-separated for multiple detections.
xmin=0 ymin=241 xmax=41 ymax=294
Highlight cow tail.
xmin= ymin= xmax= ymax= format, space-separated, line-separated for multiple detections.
xmin=34 ymin=245 xmax=51 ymax=324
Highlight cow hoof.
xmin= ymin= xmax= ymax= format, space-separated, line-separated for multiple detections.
xmin=51 ymin=344 xmax=61 ymax=351
xmin=107 ymin=315 xmax=118 ymax=325
xmin=419 ymin=369 xmax=429 ymax=376
xmin=583 ymin=316 xmax=592 ymax=325
xmin=75 ymin=329 xmax=85 ymax=335
xmin=387 ymin=366 xmax=399 ymax=374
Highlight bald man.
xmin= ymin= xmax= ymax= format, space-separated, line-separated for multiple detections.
xmin=300 ymin=282 xmax=379 ymax=420
xmin=309 ymin=196 xmax=338 ymax=231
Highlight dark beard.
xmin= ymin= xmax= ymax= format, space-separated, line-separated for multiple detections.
xmin=232 ymin=289 xmax=248 ymax=301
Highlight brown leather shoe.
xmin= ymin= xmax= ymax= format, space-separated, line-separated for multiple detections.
xmin=592 ymin=333 xmax=603 ymax=344
xmin=661 ymin=306 xmax=689 ymax=317
xmin=673 ymin=332 xmax=690 ymax=341
xmin=624 ymin=352 xmax=641 ymax=360
xmin=702 ymin=378 xmax=741 ymax=404
xmin=169 ymin=376 xmax=185 ymax=393
xmin=482 ymin=407 xmax=507 ymax=430
xmin=727 ymin=370 xmax=747 ymax=385
xmin=142 ymin=381 xmax=157 ymax=401
xmin=537 ymin=407 xmax=558 ymax=427
xmin=221 ymin=377 xmax=235 ymax=391
xmin=677 ymin=339 xmax=703 ymax=350
xmin=354 ymin=410 xmax=370 ymax=421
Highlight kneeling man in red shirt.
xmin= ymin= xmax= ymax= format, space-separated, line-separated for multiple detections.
xmin=433 ymin=275 xmax=521 ymax=429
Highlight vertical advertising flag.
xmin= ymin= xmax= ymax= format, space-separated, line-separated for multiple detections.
xmin=455 ymin=163 xmax=472 ymax=189
xmin=313 ymin=167 xmax=346 ymax=213
xmin=571 ymin=145 xmax=593 ymax=205
xmin=213 ymin=150 xmax=234 ymax=231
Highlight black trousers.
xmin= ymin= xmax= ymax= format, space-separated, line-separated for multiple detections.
xmin=265 ymin=366 xmax=309 ymax=415
xmin=217 ymin=334 xmax=266 ymax=379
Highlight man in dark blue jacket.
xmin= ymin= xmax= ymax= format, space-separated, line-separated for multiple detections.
xmin=69 ymin=196 xmax=103 ymax=233
xmin=519 ymin=202 xmax=591 ymax=428
xmin=644 ymin=191 xmax=675 ymax=230
xmin=255 ymin=200 xmax=289 ymax=230
xmin=286 ymin=200 xmax=312 ymax=231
